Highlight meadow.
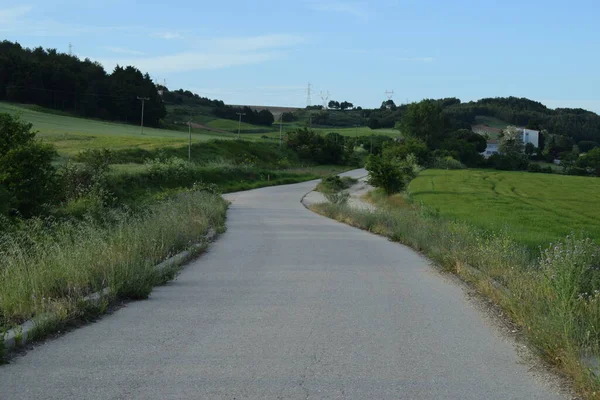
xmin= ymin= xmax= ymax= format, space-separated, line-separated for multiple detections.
xmin=2 ymin=102 xmax=398 ymax=161
xmin=408 ymin=169 xmax=600 ymax=248
xmin=0 ymin=103 xmax=234 ymax=159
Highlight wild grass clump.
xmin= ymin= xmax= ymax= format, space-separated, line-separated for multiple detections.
xmin=0 ymin=191 xmax=227 ymax=332
xmin=311 ymin=201 xmax=600 ymax=398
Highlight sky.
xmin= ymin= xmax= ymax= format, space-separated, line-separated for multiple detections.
xmin=1 ymin=0 xmax=599 ymax=112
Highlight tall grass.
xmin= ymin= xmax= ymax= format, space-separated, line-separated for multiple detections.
xmin=312 ymin=200 xmax=600 ymax=398
xmin=0 ymin=191 xmax=227 ymax=333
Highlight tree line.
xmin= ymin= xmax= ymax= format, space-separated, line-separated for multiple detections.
xmin=0 ymin=41 xmax=166 ymax=126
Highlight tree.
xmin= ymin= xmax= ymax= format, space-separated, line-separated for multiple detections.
xmin=499 ymin=126 xmax=524 ymax=155
xmin=525 ymin=142 xmax=536 ymax=156
xmin=576 ymin=147 xmax=600 ymax=176
xmin=365 ymin=153 xmax=420 ymax=195
xmin=340 ymin=101 xmax=353 ymax=111
xmin=399 ymin=100 xmax=446 ymax=147
xmin=281 ymin=112 xmax=296 ymax=122
xmin=0 ymin=113 xmax=57 ymax=216
xmin=328 ymin=100 xmax=340 ymax=110
xmin=578 ymin=141 xmax=598 ymax=153
xmin=382 ymin=137 xmax=430 ymax=166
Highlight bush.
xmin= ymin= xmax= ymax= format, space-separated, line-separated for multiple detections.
xmin=365 ymin=153 xmax=421 ymax=195
xmin=528 ymin=163 xmax=542 ymax=173
xmin=488 ymin=154 xmax=529 ymax=171
xmin=433 ymin=156 xmax=466 ymax=170
xmin=0 ymin=113 xmax=57 ymax=216
xmin=324 ymin=191 xmax=350 ymax=205
xmin=316 ymin=175 xmax=357 ymax=194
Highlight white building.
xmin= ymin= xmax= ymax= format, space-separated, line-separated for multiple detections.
xmin=483 ymin=139 xmax=500 ymax=158
xmin=521 ymin=128 xmax=540 ymax=148
xmin=478 ymin=127 xmax=540 ymax=158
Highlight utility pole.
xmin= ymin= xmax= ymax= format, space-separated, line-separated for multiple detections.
xmin=279 ymin=114 xmax=283 ymax=147
xmin=188 ymin=120 xmax=192 ymax=162
xmin=236 ymin=112 xmax=246 ymax=139
xmin=306 ymin=83 xmax=312 ymax=107
xmin=137 ymin=96 xmax=150 ymax=135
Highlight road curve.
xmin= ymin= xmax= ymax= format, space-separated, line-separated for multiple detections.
xmin=0 ymin=169 xmax=565 ymax=399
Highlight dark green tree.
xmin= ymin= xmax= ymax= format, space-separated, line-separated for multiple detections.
xmin=0 ymin=113 xmax=57 ymax=216
xmin=399 ymin=100 xmax=447 ymax=147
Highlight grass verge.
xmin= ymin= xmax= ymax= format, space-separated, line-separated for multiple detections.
xmin=311 ymin=198 xmax=600 ymax=399
xmin=0 ymin=191 xmax=227 ymax=345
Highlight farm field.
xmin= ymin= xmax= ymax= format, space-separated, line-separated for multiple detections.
xmin=474 ymin=115 xmax=510 ymax=129
xmin=2 ymin=102 xmax=400 ymax=160
xmin=408 ymin=169 xmax=600 ymax=248
xmin=0 ymin=102 xmax=234 ymax=158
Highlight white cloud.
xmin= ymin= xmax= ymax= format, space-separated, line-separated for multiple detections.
xmin=306 ymin=0 xmax=371 ymax=19
xmin=98 ymin=33 xmax=305 ymax=73
xmin=105 ymin=46 xmax=146 ymax=56
xmin=0 ymin=5 xmax=33 ymax=21
xmin=209 ymin=34 xmax=305 ymax=52
xmin=153 ymin=32 xmax=184 ymax=40
xmin=0 ymin=5 xmax=135 ymax=37
xmin=396 ymin=57 xmax=435 ymax=62
xmin=98 ymin=51 xmax=285 ymax=74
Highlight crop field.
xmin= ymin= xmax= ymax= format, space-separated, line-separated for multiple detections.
xmin=408 ymin=169 xmax=600 ymax=248
xmin=0 ymin=103 xmax=234 ymax=158
xmin=207 ymin=118 xmax=272 ymax=132
xmin=474 ymin=115 xmax=510 ymax=129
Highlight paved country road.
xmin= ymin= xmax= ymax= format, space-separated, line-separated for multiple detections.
xmin=0 ymin=169 xmax=566 ymax=399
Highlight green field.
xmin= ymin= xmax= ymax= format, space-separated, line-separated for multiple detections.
xmin=2 ymin=102 xmax=400 ymax=160
xmin=474 ymin=115 xmax=510 ymax=129
xmin=408 ymin=169 xmax=600 ymax=248
xmin=0 ymin=103 xmax=234 ymax=158
xmin=207 ymin=118 xmax=272 ymax=132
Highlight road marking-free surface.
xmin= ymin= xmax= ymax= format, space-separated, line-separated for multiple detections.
xmin=0 ymin=169 xmax=566 ymax=399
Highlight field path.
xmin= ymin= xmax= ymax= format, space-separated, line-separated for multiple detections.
xmin=0 ymin=169 xmax=566 ymax=399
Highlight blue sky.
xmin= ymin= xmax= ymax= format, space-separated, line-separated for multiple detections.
xmin=1 ymin=0 xmax=599 ymax=111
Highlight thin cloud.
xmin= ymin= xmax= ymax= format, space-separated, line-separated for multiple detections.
xmin=0 ymin=5 xmax=33 ymax=21
xmin=98 ymin=51 xmax=285 ymax=74
xmin=396 ymin=57 xmax=436 ymax=63
xmin=306 ymin=1 xmax=371 ymax=19
xmin=0 ymin=6 xmax=136 ymax=37
xmin=210 ymin=34 xmax=305 ymax=52
xmin=105 ymin=46 xmax=146 ymax=56
xmin=153 ymin=32 xmax=184 ymax=40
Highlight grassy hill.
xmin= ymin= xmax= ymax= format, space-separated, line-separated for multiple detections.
xmin=408 ymin=169 xmax=600 ymax=248
xmin=0 ymin=102 xmax=234 ymax=160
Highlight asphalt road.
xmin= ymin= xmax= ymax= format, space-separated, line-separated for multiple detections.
xmin=0 ymin=169 xmax=565 ymax=399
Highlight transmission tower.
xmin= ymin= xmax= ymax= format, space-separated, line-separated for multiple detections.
xmin=68 ymin=42 xmax=73 ymax=56
xmin=320 ymin=91 xmax=330 ymax=110
xmin=306 ymin=83 xmax=312 ymax=107
xmin=385 ymin=89 xmax=394 ymax=101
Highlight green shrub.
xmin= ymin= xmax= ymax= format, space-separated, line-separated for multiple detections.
xmin=316 ymin=175 xmax=358 ymax=194
xmin=433 ymin=156 xmax=466 ymax=170
xmin=0 ymin=113 xmax=57 ymax=216
xmin=324 ymin=191 xmax=350 ymax=205
xmin=365 ymin=153 xmax=420 ymax=194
